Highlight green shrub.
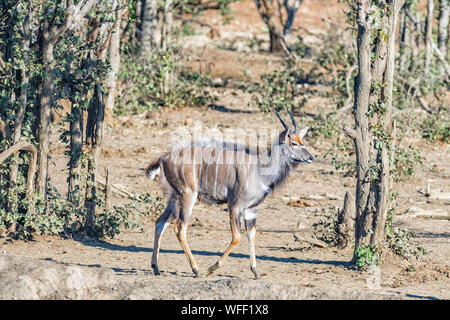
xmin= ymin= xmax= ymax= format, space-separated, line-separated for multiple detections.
xmin=116 ymin=47 xmax=215 ymax=115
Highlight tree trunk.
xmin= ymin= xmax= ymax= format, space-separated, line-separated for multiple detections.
xmin=255 ymin=0 xmax=291 ymax=55
xmin=438 ymin=0 xmax=449 ymax=75
xmin=425 ymin=0 xmax=434 ymax=74
xmin=161 ymin=0 xmax=173 ymax=97
xmin=140 ymin=0 xmax=159 ymax=53
xmin=36 ymin=40 xmax=54 ymax=201
xmin=353 ymin=0 xmax=373 ymax=255
xmin=7 ymin=11 xmax=31 ymax=211
xmin=351 ymin=0 xmax=404 ymax=266
xmin=84 ymin=85 xmax=105 ymax=236
xmin=105 ymin=3 xmax=124 ymax=111
xmin=68 ymin=103 xmax=83 ymax=204
xmin=399 ymin=8 xmax=411 ymax=72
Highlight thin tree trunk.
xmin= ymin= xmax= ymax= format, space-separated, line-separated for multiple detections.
xmin=353 ymin=0 xmax=373 ymax=254
xmin=161 ymin=0 xmax=173 ymax=51
xmin=105 ymin=2 xmax=124 ymax=111
xmin=351 ymin=0 xmax=404 ymax=264
xmin=255 ymin=0 xmax=292 ymax=56
xmin=425 ymin=0 xmax=434 ymax=74
xmin=68 ymin=103 xmax=83 ymax=204
xmin=399 ymin=8 xmax=411 ymax=72
xmin=161 ymin=0 xmax=173 ymax=97
xmin=36 ymin=40 xmax=54 ymax=201
xmin=8 ymin=11 xmax=31 ymax=211
xmin=84 ymin=85 xmax=105 ymax=236
xmin=140 ymin=0 xmax=159 ymax=53
xmin=438 ymin=0 xmax=449 ymax=75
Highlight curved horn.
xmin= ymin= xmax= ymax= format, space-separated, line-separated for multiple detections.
xmin=287 ymin=109 xmax=298 ymax=132
xmin=272 ymin=108 xmax=290 ymax=131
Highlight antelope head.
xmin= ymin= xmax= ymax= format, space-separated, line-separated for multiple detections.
xmin=274 ymin=109 xmax=314 ymax=165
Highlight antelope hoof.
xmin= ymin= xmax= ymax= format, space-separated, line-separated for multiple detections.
xmin=152 ymin=264 xmax=161 ymax=276
xmin=207 ymin=262 xmax=220 ymax=276
xmin=192 ymin=268 xmax=200 ymax=278
xmin=251 ymin=266 xmax=260 ymax=280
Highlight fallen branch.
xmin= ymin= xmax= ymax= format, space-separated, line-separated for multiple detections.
xmin=96 ymin=178 xmax=134 ymax=199
xmin=293 ymin=233 xmax=328 ymax=248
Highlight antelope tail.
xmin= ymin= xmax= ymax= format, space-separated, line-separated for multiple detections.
xmin=145 ymin=156 xmax=163 ymax=180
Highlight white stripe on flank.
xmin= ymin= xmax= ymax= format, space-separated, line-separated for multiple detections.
xmin=225 ymin=151 xmax=232 ymax=184
xmin=199 ymin=147 xmax=203 ymax=189
xmin=213 ymin=149 xmax=222 ymax=198
xmin=192 ymin=147 xmax=197 ymax=193
xmin=181 ymin=149 xmax=187 ymax=186
xmin=246 ymin=155 xmax=251 ymax=190
xmin=204 ymin=163 xmax=210 ymax=192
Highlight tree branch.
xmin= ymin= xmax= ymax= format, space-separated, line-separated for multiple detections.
xmin=0 ymin=140 xmax=37 ymax=202
xmin=47 ymin=0 xmax=100 ymax=44
xmin=431 ymin=40 xmax=450 ymax=77
xmin=342 ymin=126 xmax=356 ymax=141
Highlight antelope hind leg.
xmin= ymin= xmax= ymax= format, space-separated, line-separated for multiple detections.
xmin=175 ymin=192 xmax=200 ymax=277
xmin=151 ymin=198 xmax=177 ymax=275
xmin=207 ymin=208 xmax=241 ymax=276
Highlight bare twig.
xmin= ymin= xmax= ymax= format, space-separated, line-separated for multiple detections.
xmin=338 ymin=65 xmax=358 ymax=114
xmin=342 ymin=126 xmax=356 ymax=141
xmin=431 ymin=41 xmax=450 ymax=77
xmin=397 ymin=76 xmax=434 ymax=113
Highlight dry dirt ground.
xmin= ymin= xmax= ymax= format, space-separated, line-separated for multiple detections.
xmin=1 ymin=0 xmax=449 ymax=300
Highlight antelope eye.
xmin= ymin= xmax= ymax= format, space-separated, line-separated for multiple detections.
xmin=291 ymin=141 xmax=298 ymax=146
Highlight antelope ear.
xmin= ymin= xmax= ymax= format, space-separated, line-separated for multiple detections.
xmin=279 ymin=130 xmax=288 ymax=144
xmin=298 ymin=126 xmax=309 ymax=139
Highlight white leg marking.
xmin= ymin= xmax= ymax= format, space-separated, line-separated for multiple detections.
xmin=244 ymin=208 xmax=258 ymax=221
xmin=156 ymin=219 xmax=170 ymax=236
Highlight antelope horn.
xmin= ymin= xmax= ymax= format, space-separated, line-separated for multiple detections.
xmin=287 ymin=109 xmax=298 ymax=132
xmin=272 ymin=108 xmax=290 ymax=131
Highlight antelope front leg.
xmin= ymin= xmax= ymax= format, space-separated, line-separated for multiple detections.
xmin=207 ymin=207 xmax=241 ymax=276
xmin=244 ymin=208 xmax=260 ymax=279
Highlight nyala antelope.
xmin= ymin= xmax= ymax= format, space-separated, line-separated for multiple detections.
xmin=146 ymin=110 xmax=314 ymax=279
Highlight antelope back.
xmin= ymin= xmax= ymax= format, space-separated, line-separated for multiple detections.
xmin=163 ymin=140 xmax=257 ymax=203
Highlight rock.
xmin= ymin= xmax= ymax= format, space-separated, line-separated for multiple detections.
xmin=0 ymin=254 xmax=116 ymax=300
xmin=126 ymin=278 xmax=409 ymax=300
xmin=304 ymin=194 xmax=326 ymax=201
xmin=324 ymin=193 xmax=343 ymax=201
